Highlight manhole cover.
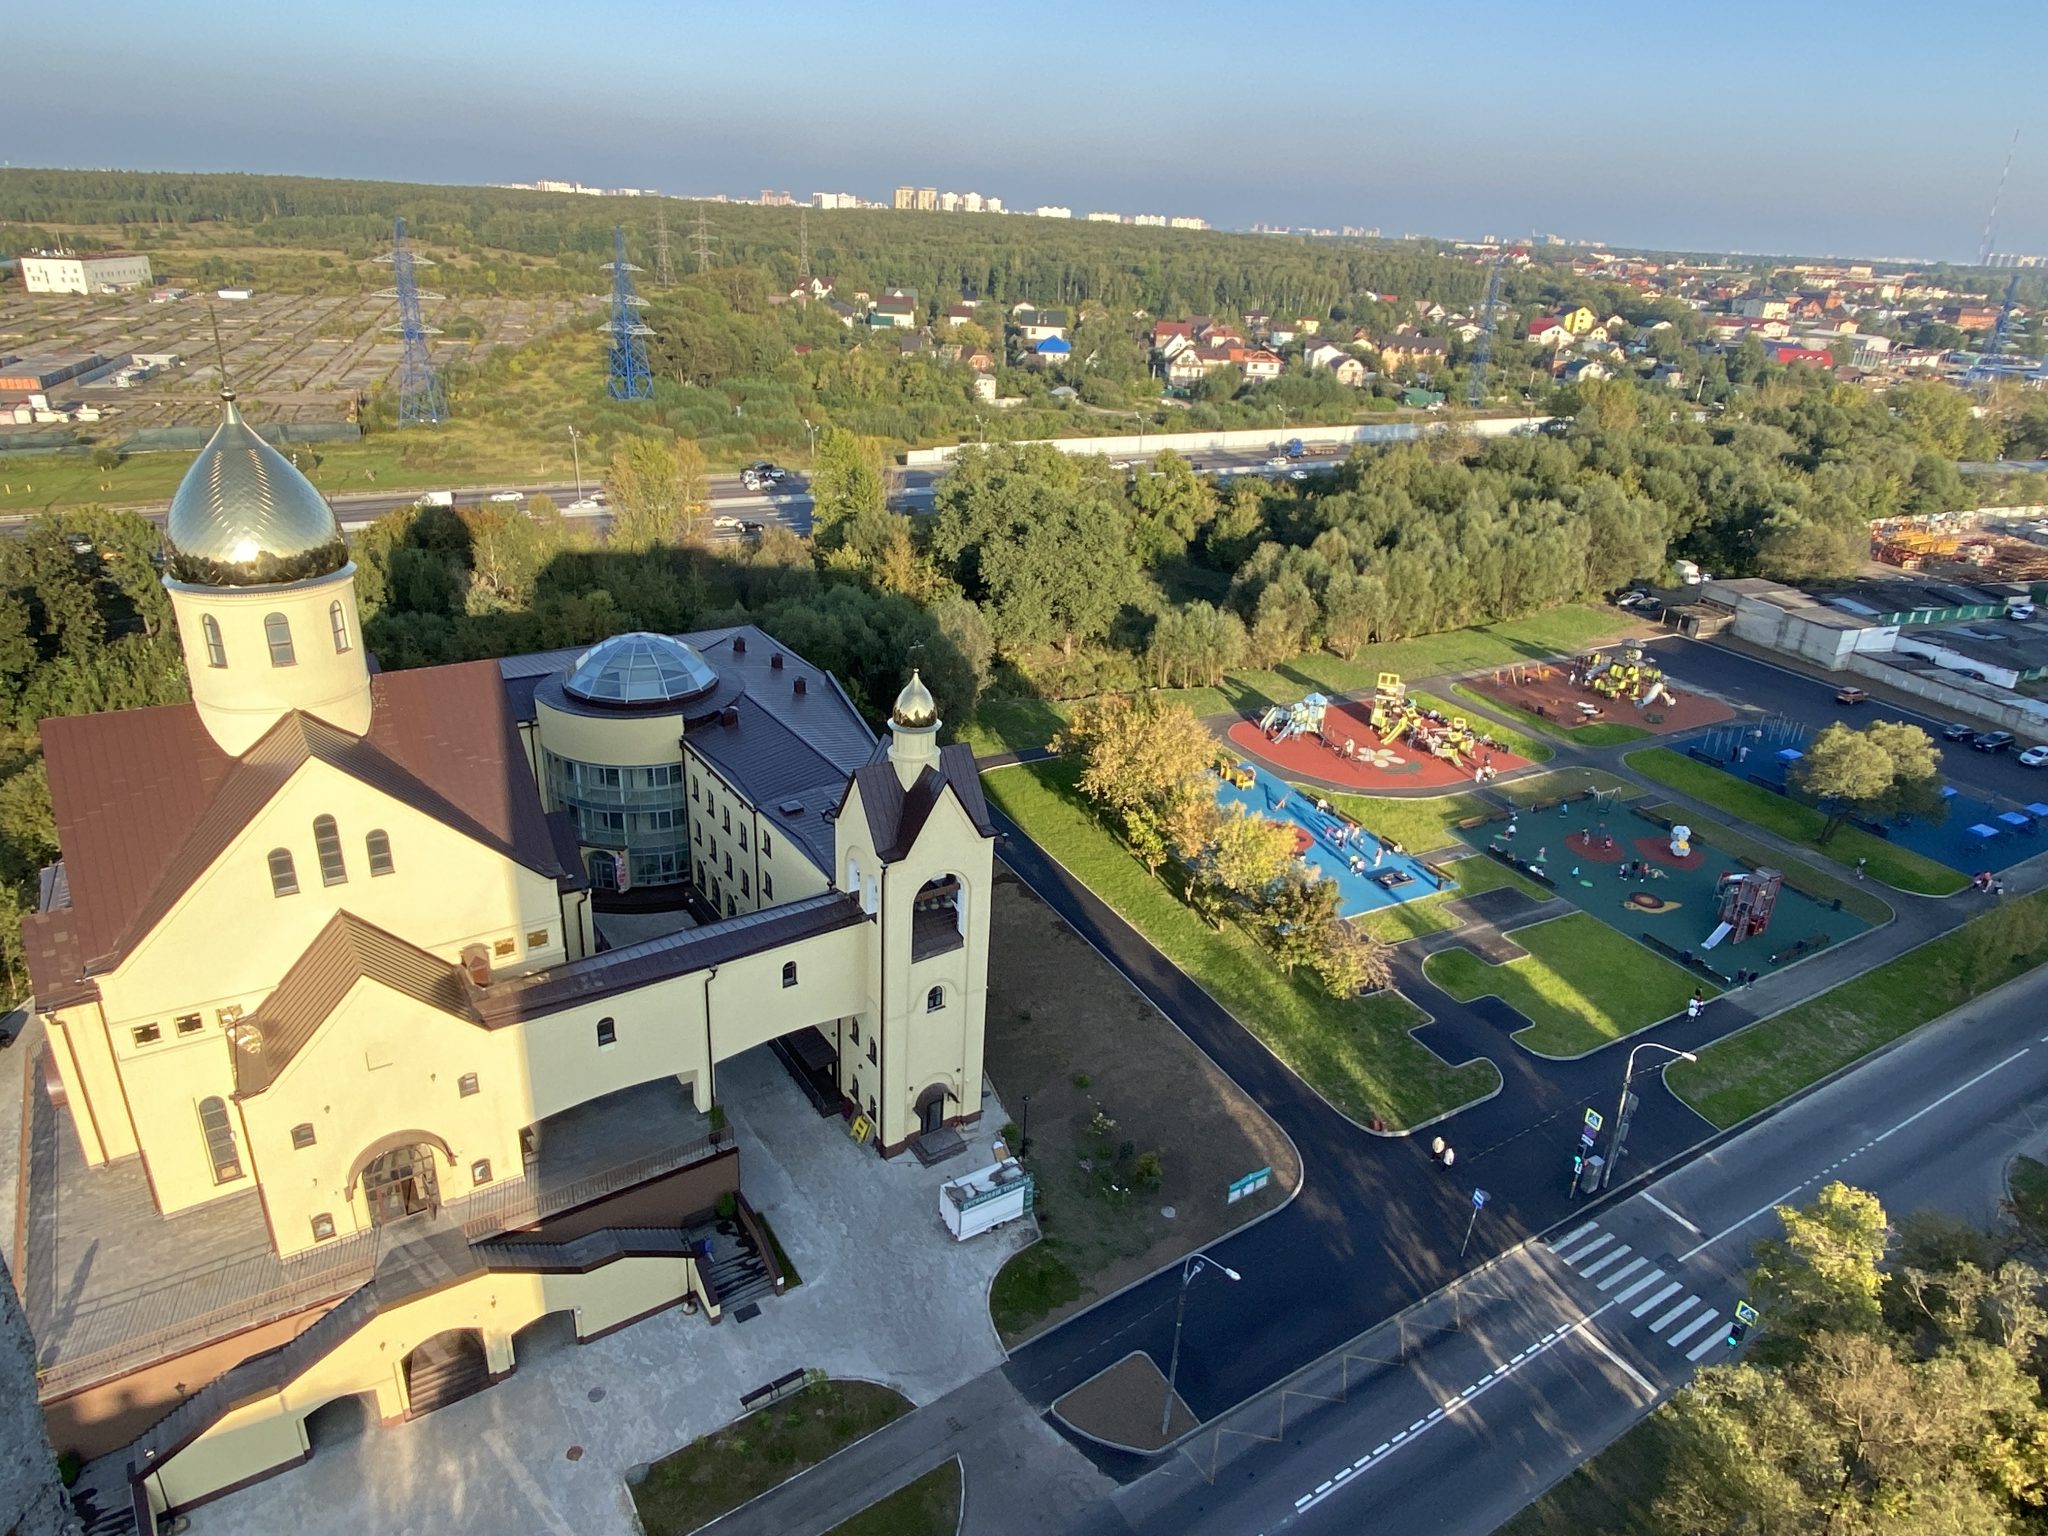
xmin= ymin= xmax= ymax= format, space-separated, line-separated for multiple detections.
xmin=566 ymin=1446 xmax=584 ymax=1462
xmin=1160 ymin=1206 xmax=1177 ymax=1219
xmin=587 ymin=1387 xmax=606 ymax=1403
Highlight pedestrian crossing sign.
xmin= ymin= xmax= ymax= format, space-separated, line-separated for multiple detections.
xmin=1583 ymin=1108 xmax=1604 ymax=1133
xmin=849 ymin=1113 xmax=872 ymax=1145
xmin=1735 ymin=1300 xmax=1759 ymax=1326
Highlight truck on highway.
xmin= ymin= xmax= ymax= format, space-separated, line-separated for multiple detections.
xmin=1282 ymin=438 xmax=1342 ymax=460
xmin=415 ymin=490 xmax=455 ymax=509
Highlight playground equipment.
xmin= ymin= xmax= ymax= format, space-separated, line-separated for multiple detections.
xmin=1362 ymin=672 xmax=1497 ymax=769
xmin=1700 ymin=715 xmax=1810 ymax=765
xmin=1258 ymin=693 xmax=1328 ymax=742
xmin=1214 ymin=756 xmax=1254 ymax=790
xmin=1669 ymin=823 xmax=1692 ymax=859
xmin=1702 ymin=867 xmax=1783 ymax=949
xmin=1582 ymin=647 xmax=1669 ymax=705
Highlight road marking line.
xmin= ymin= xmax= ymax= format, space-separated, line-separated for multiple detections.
xmin=1391 ymin=1430 xmax=1407 ymax=1443
xmin=1666 ymin=1312 xmax=1717 ymax=1348
xmin=1611 ymin=1269 xmax=1665 ymax=1304
xmin=1578 ymin=1324 xmax=1659 ymax=1398
xmin=1872 ymin=1047 xmax=2028 ymax=1144
xmin=1578 ymin=1245 xmax=1633 ymax=1278
xmin=1598 ymin=1257 xmax=1650 ymax=1291
xmin=1687 ymin=1328 xmax=1731 ymax=1363
xmin=1373 ymin=1443 xmax=1389 ymax=1456
xmin=1555 ymin=1232 xmax=1614 ymax=1265
xmin=1642 ymin=1193 xmax=1705 ymax=1236
xmin=1315 ymin=1481 xmax=1331 ymax=1495
xmin=1550 ymin=1221 xmax=1598 ymax=1250
xmin=1409 ymin=1419 xmax=1424 ymax=1433
xmin=1651 ymin=1297 xmax=1700 ymax=1332
xmin=1633 ymin=1281 xmax=1684 ymax=1318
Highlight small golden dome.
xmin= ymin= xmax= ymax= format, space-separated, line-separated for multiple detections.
xmin=165 ymin=395 xmax=348 ymax=587
xmin=890 ymin=669 xmax=939 ymax=728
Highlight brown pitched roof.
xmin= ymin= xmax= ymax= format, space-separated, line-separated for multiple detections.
xmin=234 ymin=913 xmax=477 ymax=1096
xmin=27 ymin=661 xmax=571 ymax=1002
xmin=841 ymin=744 xmax=997 ymax=863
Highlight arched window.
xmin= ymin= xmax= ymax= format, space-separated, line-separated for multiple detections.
xmin=267 ymin=848 xmax=298 ymax=897
xmin=927 ymin=985 xmax=946 ymax=1013
xmin=313 ymin=815 xmax=347 ymax=885
xmin=197 ymin=1097 xmax=242 ymax=1183
xmin=782 ymin=961 xmax=797 ymax=989
xmin=201 ymin=613 xmax=227 ymax=668
xmin=329 ymin=600 xmax=351 ymax=653
xmin=264 ymin=612 xmax=295 ymax=667
xmin=366 ymin=829 xmax=394 ymax=877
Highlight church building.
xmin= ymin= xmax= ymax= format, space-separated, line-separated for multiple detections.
xmin=13 ymin=396 xmax=995 ymax=1518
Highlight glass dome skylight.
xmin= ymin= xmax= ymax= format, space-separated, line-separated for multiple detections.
xmin=563 ymin=632 xmax=719 ymax=706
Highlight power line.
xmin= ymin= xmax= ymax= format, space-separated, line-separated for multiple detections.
xmin=375 ymin=216 xmax=446 ymax=426
xmin=602 ymin=225 xmax=655 ymax=401
xmin=654 ymin=207 xmax=675 ymax=288
xmin=798 ymin=209 xmax=811 ymax=281
xmin=689 ymin=211 xmax=718 ymax=273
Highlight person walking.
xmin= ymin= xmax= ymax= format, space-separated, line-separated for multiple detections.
xmin=1686 ymin=990 xmax=1704 ymax=1020
xmin=1856 ymin=857 xmax=1867 ymax=880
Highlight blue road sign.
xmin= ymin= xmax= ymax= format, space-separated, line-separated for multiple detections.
xmin=1472 ymin=1188 xmax=1490 ymax=1209
xmin=1735 ymin=1300 xmax=1759 ymax=1326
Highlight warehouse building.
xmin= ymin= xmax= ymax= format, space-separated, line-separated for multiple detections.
xmin=17 ymin=251 xmax=154 ymax=295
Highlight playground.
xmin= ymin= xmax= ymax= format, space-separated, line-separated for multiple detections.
xmin=1691 ymin=719 xmax=2046 ymax=877
xmin=1466 ymin=648 xmax=1734 ymax=737
xmin=1211 ymin=758 xmax=1457 ymax=920
xmin=1453 ymin=793 xmax=1870 ymax=980
xmin=1225 ymin=675 xmax=1538 ymax=792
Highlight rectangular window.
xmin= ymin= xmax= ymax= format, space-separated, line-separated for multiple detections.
xmin=176 ymin=1013 xmax=204 ymax=1036
xmin=693 ymin=821 xmax=702 ymax=845
xmin=763 ymin=832 xmax=773 ymax=859
xmin=596 ymin=1018 xmax=617 ymax=1047
xmin=867 ymin=1039 xmax=878 ymax=1065
xmin=493 ymin=937 xmax=516 ymax=958
xmin=458 ymin=1072 xmax=480 ymax=1097
xmin=471 ymin=1159 xmax=493 ymax=1186
xmin=740 ymin=871 xmax=750 ymax=897
xmin=724 ymin=852 xmax=733 ymax=876
xmin=131 ymin=1023 xmax=161 ymax=1046
xmin=690 ymin=775 xmax=700 ymax=801
xmin=737 ymin=825 xmax=748 ymax=851
xmin=850 ymin=1018 xmax=860 ymax=1043
xmin=763 ymin=872 xmax=774 ymax=900
xmin=291 ymin=1123 xmax=316 ymax=1149
xmin=722 ymin=808 xmax=731 ymax=832
xmin=526 ymin=929 xmax=548 ymax=948
xmin=311 ymin=1212 xmax=336 ymax=1242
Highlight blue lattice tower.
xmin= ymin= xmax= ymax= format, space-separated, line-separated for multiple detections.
xmin=376 ymin=217 xmax=446 ymax=426
xmin=1966 ymin=274 xmax=2025 ymax=383
xmin=1467 ymin=251 xmax=1506 ymax=409
xmin=603 ymin=225 xmax=655 ymax=401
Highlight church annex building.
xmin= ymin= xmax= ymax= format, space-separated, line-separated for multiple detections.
xmin=12 ymin=398 xmax=996 ymax=1518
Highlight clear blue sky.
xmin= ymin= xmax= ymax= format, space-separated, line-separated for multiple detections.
xmin=12 ymin=0 xmax=2048 ymax=260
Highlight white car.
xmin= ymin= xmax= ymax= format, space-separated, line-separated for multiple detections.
xmin=2020 ymin=745 xmax=2048 ymax=768
xmin=713 ymin=515 xmax=742 ymax=530
xmin=1109 ymin=459 xmax=1132 ymax=471
xmin=488 ymin=491 xmax=524 ymax=504
xmin=564 ymin=498 xmax=605 ymax=514
xmin=1265 ymin=456 xmax=1290 ymax=468
xmin=1288 ymin=468 xmax=1308 ymax=481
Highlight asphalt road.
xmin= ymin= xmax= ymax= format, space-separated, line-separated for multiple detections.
xmin=1109 ymin=961 xmax=2048 ymax=1536
xmin=1648 ymin=634 xmax=2048 ymax=801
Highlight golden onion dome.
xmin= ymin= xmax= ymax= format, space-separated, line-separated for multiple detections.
xmin=164 ymin=395 xmax=349 ymax=587
xmin=890 ymin=669 xmax=939 ymax=728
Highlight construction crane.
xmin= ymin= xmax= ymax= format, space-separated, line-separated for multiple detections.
xmin=1467 ymin=251 xmax=1507 ymax=409
xmin=1965 ymin=274 xmax=2025 ymax=384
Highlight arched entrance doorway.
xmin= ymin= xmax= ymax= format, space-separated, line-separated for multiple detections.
xmin=915 ymin=1083 xmax=952 ymax=1136
xmin=361 ymin=1144 xmax=440 ymax=1226
xmin=402 ymin=1329 xmax=489 ymax=1419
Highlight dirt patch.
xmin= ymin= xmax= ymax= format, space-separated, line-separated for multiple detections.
xmin=983 ymin=871 xmax=1300 ymax=1344
xmin=1052 ymin=1351 xmax=1195 ymax=1452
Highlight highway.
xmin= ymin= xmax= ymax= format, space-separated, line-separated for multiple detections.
xmin=1107 ymin=963 xmax=2048 ymax=1536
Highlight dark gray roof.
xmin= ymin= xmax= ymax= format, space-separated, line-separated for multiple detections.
xmin=842 ymin=744 xmax=996 ymax=863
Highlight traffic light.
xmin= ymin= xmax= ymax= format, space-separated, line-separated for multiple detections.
xmin=1726 ymin=1320 xmax=1749 ymax=1348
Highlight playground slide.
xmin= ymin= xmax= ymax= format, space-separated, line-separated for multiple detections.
xmin=1380 ymin=709 xmax=1412 ymax=744
xmin=1700 ymin=921 xmax=1733 ymax=950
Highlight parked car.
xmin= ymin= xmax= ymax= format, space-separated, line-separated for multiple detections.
xmin=1973 ymin=731 xmax=2016 ymax=753
xmin=1940 ymin=722 xmax=1977 ymax=741
xmin=2009 ymin=602 xmax=2036 ymax=621
xmin=488 ymin=491 xmax=524 ymax=504
xmin=2020 ymin=745 xmax=2048 ymax=768
xmin=1834 ymin=687 xmax=1867 ymax=705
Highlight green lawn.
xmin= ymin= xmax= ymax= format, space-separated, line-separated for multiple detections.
xmin=1448 ymin=682 xmax=1651 ymax=747
xmin=986 ymin=759 xmax=1498 ymax=1129
xmin=825 ymin=1462 xmax=961 ymax=1536
xmin=989 ymin=1241 xmax=1085 ymax=1339
xmin=1497 ymin=1412 xmax=1678 ymax=1536
xmin=1323 ymin=789 xmax=1489 ymax=857
xmin=1624 ymin=748 xmax=1968 ymax=897
xmin=1408 ymin=690 xmax=1553 ymax=764
xmin=1424 ymin=913 xmax=1710 ymax=1058
xmin=630 ymin=1379 xmax=911 ymax=1536
xmin=962 ymin=606 xmax=1637 ymax=757
xmin=1494 ymin=767 xmax=1643 ymax=807
xmin=1359 ymin=854 xmax=1546 ymax=944
xmin=1668 ymin=891 xmax=2048 ymax=1128
xmin=1640 ymin=801 xmax=1893 ymax=927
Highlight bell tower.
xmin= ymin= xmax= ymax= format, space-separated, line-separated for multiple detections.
xmin=162 ymin=393 xmax=373 ymax=756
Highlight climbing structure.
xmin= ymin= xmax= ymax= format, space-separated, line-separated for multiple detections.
xmin=1715 ymin=868 xmax=1782 ymax=945
xmin=1259 ymin=693 xmax=1329 ymax=742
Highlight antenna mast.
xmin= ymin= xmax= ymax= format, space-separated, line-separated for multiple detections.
xmin=375 ymin=217 xmax=447 ymax=426
xmin=1980 ymin=127 xmax=2022 ymax=267
xmin=654 ymin=207 xmax=675 ymax=288
xmin=602 ymin=225 xmax=656 ymax=401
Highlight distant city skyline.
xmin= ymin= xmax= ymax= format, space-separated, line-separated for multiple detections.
xmin=10 ymin=0 xmax=2048 ymax=263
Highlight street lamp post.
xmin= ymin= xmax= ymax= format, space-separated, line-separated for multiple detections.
xmin=1162 ymin=1252 xmax=1241 ymax=1437
xmin=568 ymin=425 xmax=584 ymax=505
xmin=1599 ymin=1041 xmax=1698 ymax=1190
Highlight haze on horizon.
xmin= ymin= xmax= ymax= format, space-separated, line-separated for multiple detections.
xmin=11 ymin=0 xmax=2048 ymax=263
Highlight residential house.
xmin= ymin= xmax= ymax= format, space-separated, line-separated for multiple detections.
xmin=1164 ymin=351 xmax=1211 ymax=388
xmin=962 ymin=349 xmax=996 ymax=372
xmin=1267 ymin=323 xmax=1298 ymax=348
xmin=1560 ymin=357 xmax=1610 ymax=383
xmin=1030 ymin=336 xmax=1073 ymax=367
xmin=1301 ymin=342 xmax=1349 ymax=371
xmin=1378 ymin=335 xmax=1449 ymax=371
xmin=1016 ymin=308 xmax=1070 ymax=344
xmin=1761 ymin=342 xmax=1833 ymax=368
xmin=943 ymin=303 xmax=979 ymax=327
xmin=1556 ymin=306 xmax=1597 ymax=335
xmin=826 ymin=300 xmax=859 ymax=328
xmin=1237 ymin=347 xmax=1283 ymax=382
xmin=1152 ymin=320 xmax=1194 ymax=351
xmin=1527 ymin=316 xmax=1570 ymax=346
xmin=870 ymin=294 xmax=920 ymax=329
xmin=972 ymin=373 xmax=999 ymax=402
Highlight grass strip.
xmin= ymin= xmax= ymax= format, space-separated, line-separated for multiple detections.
xmin=824 ymin=1461 xmax=961 ymax=1536
xmin=987 ymin=759 xmax=1497 ymax=1128
xmin=989 ymin=1242 xmax=1085 ymax=1340
xmin=1624 ymin=748 xmax=1968 ymax=897
xmin=631 ymin=1379 xmax=911 ymax=1536
xmin=1668 ymin=891 xmax=2048 ymax=1127
xmin=1494 ymin=767 xmax=1643 ymax=807
xmin=1640 ymin=801 xmax=1892 ymax=927
xmin=1423 ymin=913 xmax=1709 ymax=1058
xmin=1448 ymin=681 xmax=1650 ymax=747
xmin=1322 ymin=789 xmax=1489 ymax=857
xmin=1358 ymin=854 xmax=1547 ymax=944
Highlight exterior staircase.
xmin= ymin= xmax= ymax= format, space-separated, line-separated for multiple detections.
xmin=702 ymin=1225 xmax=775 ymax=1310
xmin=402 ymin=1332 xmax=491 ymax=1419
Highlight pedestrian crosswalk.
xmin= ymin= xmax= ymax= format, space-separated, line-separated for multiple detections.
xmin=1545 ymin=1221 xmax=1735 ymax=1364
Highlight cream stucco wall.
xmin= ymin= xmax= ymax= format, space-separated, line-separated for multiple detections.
xmin=533 ymin=696 xmax=684 ymax=773
xmin=168 ymin=569 xmax=372 ymax=755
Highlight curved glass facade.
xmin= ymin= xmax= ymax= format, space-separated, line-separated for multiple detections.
xmin=544 ymin=750 xmax=688 ymax=889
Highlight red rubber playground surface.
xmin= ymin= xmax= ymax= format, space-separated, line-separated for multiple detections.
xmin=1225 ymin=698 xmax=1537 ymax=791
